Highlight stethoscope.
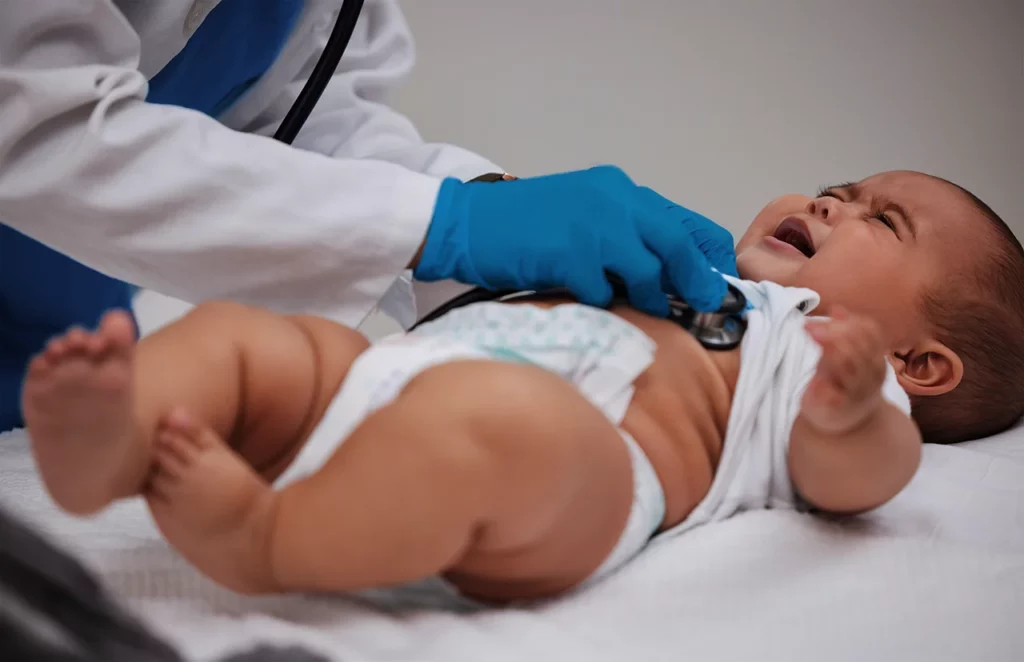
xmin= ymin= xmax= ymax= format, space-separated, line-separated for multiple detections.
xmin=411 ymin=276 xmax=748 ymax=351
xmin=271 ymin=0 xmax=366 ymax=144
xmin=271 ymin=0 xmax=748 ymax=351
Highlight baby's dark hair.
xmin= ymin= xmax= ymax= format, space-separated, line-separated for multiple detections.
xmin=912 ymin=178 xmax=1024 ymax=444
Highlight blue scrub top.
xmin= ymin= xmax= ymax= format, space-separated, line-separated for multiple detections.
xmin=0 ymin=0 xmax=304 ymax=431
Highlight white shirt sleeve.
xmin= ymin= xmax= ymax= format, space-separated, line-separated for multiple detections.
xmin=0 ymin=1 xmax=452 ymax=327
xmin=219 ymin=0 xmax=502 ymax=325
xmin=233 ymin=0 xmax=503 ymax=182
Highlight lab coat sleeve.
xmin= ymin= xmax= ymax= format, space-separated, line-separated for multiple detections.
xmin=238 ymin=0 xmax=502 ymax=183
xmin=0 ymin=1 xmax=442 ymax=327
xmin=233 ymin=0 xmax=501 ymax=325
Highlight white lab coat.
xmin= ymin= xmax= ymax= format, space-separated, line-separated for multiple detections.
xmin=0 ymin=0 xmax=499 ymax=328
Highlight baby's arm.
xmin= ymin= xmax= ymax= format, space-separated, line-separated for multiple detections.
xmin=787 ymin=309 xmax=922 ymax=514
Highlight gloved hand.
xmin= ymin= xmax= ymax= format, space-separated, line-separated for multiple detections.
xmin=414 ymin=165 xmax=737 ymax=315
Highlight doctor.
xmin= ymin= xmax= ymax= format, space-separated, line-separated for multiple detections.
xmin=0 ymin=0 xmax=737 ymax=431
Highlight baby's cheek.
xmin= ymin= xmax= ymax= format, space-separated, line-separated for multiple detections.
xmin=736 ymin=245 xmax=800 ymax=284
xmin=739 ymin=195 xmax=812 ymax=250
xmin=735 ymin=246 xmax=757 ymax=278
xmin=736 ymin=215 xmax=777 ymax=252
xmin=761 ymin=194 xmax=811 ymax=220
xmin=799 ymin=250 xmax=900 ymax=316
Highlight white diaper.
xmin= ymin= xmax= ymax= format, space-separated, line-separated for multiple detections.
xmin=275 ymin=302 xmax=667 ymax=594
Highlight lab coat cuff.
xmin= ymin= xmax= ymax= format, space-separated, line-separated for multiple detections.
xmin=370 ymin=172 xmax=444 ymax=328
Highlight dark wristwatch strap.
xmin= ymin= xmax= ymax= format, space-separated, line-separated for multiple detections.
xmin=468 ymin=172 xmax=517 ymax=183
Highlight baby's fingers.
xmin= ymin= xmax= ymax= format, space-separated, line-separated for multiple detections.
xmin=827 ymin=340 xmax=863 ymax=391
xmin=838 ymin=317 xmax=888 ymax=385
xmin=804 ymin=319 xmax=833 ymax=345
xmin=809 ymin=322 xmax=862 ymax=390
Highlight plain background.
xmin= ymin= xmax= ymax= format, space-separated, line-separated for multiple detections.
xmin=394 ymin=0 xmax=1022 ymax=236
xmin=139 ymin=0 xmax=1024 ymax=336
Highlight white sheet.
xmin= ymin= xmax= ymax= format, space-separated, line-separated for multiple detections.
xmin=3 ymin=424 xmax=1024 ymax=662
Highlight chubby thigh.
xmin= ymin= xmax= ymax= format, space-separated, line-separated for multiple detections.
xmin=269 ymin=359 xmax=637 ymax=602
xmin=132 ymin=302 xmax=369 ymax=480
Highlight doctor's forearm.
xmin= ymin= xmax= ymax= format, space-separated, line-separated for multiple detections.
xmin=0 ymin=98 xmax=437 ymax=319
xmin=0 ymin=1 xmax=444 ymax=325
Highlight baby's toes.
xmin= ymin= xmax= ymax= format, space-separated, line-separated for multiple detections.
xmin=154 ymin=429 xmax=198 ymax=479
xmin=43 ymin=336 xmax=69 ymax=362
xmin=160 ymin=408 xmax=215 ymax=450
xmin=146 ymin=464 xmax=178 ymax=503
xmin=26 ymin=353 xmax=53 ymax=381
xmin=98 ymin=310 xmax=137 ymax=351
xmin=63 ymin=328 xmax=91 ymax=353
xmin=41 ymin=327 xmax=98 ymax=364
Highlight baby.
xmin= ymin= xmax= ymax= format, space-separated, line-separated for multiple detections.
xmin=22 ymin=170 xmax=1024 ymax=604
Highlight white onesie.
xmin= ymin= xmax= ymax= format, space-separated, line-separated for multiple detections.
xmin=655 ymin=276 xmax=913 ymax=540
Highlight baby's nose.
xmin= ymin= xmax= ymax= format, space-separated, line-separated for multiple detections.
xmin=807 ymin=196 xmax=842 ymax=224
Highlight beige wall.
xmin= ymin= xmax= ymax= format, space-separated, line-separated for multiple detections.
xmin=394 ymin=0 xmax=1022 ymax=240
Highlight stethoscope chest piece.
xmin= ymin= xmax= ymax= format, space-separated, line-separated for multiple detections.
xmin=664 ymin=283 xmax=747 ymax=351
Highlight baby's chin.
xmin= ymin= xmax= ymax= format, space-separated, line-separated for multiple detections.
xmin=735 ymin=245 xmax=802 ymax=285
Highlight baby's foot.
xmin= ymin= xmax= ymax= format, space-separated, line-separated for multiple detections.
xmin=146 ymin=409 xmax=277 ymax=594
xmin=22 ymin=310 xmax=140 ymax=515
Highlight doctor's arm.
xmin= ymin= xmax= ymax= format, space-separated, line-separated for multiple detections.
xmin=787 ymin=312 xmax=922 ymax=515
xmin=241 ymin=0 xmax=502 ymax=183
xmin=240 ymin=2 xmax=741 ymax=320
xmin=235 ymin=0 xmax=504 ymax=321
xmin=0 ymin=1 xmax=440 ymax=327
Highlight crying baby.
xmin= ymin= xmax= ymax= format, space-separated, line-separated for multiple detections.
xmin=22 ymin=170 xmax=1023 ymax=604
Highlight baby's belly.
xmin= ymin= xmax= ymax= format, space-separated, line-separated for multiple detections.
xmin=616 ymin=306 xmax=737 ymax=530
xmin=512 ymin=299 xmax=739 ymax=531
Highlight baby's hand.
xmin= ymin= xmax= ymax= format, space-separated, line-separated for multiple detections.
xmin=801 ymin=307 xmax=888 ymax=434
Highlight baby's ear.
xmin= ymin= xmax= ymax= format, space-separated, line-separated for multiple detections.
xmin=889 ymin=339 xmax=963 ymax=397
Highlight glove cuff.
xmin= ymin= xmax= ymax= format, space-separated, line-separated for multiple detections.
xmin=414 ymin=177 xmax=469 ymax=282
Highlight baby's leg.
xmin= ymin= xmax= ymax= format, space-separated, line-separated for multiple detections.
xmin=146 ymin=360 xmax=636 ymax=600
xmin=22 ymin=301 xmax=362 ymax=515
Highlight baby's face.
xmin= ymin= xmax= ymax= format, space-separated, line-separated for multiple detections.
xmin=736 ymin=170 xmax=978 ymax=345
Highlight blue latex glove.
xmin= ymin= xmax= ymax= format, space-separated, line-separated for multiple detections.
xmin=414 ymin=165 xmax=737 ymax=315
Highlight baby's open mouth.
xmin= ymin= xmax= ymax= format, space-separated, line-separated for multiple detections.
xmin=773 ymin=218 xmax=815 ymax=258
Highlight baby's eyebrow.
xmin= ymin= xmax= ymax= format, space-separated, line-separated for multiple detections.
xmin=817 ymin=181 xmax=858 ymax=198
xmin=878 ymin=196 xmax=917 ymax=239
xmin=838 ymin=181 xmax=860 ymax=197
xmin=848 ymin=181 xmax=918 ymax=239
